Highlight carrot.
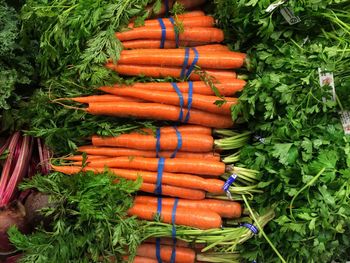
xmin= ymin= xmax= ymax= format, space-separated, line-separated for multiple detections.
xmin=135 ymin=196 xmax=242 ymax=218
xmin=107 ymin=63 xmax=238 ymax=81
xmin=64 ymin=155 xmax=107 ymax=161
xmin=127 ymin=256 xmax=158 ymax=263
xmin=72 ymin=165 xmax=224 ymax=193
xmin=128 ymin=16 xmax=214 ymax=29
xmin=104 ymin=80 xmax=246 ymax=96
xmin=77 ymin=146 xmax=220 ymax=161
xmin=98 ymin=87 xmax=237 ymax=115
xmin=194 ymin=44 xmax=230 ymax=52
xmin=139 ymin=183 xmax=205 ymax=200
xmin=115 ymin=27 xmax=224 ymax=43
xmin=135 ymin=125 xmax=212 ymax=136
xmin=175 ymin=11 xmax=206 ymax=18
xmin=50 ymin=165 xmax=207 ymax=199
xmin=117 ymin=49 xmax=246 ymax=69
xmin=87 ymin=102 xmax=234 ymax=128
xmin=128 ymin=10 xmax=206 ymax=28
xmin=84 ymin=157 xmax=226 ymax=176
xmin=144 ymin=238 xmax=191 ymax=248
xmin=136 ymin=243 xmax=196 ymax=263
xmin=69 ymin=94 xmax=143 ymax=103
xmin=122 ymin=40 xmax=209 ymax=49
xmin=91 ymin=133 xmax=214 ymax=152
xmin=128 ymin=203 xmax=222 ymax=229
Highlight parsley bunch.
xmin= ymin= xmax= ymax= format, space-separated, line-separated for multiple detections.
xmin=213 ymin=0 xmax=350 ymax=262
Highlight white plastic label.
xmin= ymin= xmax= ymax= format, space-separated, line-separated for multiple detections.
xmin=340 ymin=111 xmax=350 ymax=135
xmin=266 ymin=0 xmax=286 ymax=13
xmin=318 ymin=68 xmax=336 ymax=101
xmin=280 ymin=7 xmax=301 ymax=25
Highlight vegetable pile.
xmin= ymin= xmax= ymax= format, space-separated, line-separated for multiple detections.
xmin=2 ymin=0 xmax=350 ymax=262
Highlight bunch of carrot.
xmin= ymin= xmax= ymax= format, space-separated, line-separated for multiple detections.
xmin=59 ymin=8 xmax=250 ymax=127
xmin=52 ymin=2 xmax=269 ymax=260
xmin=107 ymin=9 xmax=248 ymax=82
xmin=52 ymin=124 xmax=261 ymax=231
xmin=66 ymin=77 xmax=246 ymax=127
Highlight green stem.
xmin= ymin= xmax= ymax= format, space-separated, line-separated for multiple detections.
xmin=289 ymin=168 xmax=326 ymax=221
xmin=242 ymin=195 xmax=286 ymax=263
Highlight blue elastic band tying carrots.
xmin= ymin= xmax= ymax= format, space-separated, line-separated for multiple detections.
xmin=171 ymin=83 xmax=184 ymax=121
xmin=186 ymin=47 xmax=199 ymax=78
xmin=155 ymin=157 xmax=165 ymax=196
xmin=156 ymin=128 xmax=161 ymax=158
xmin=157 ymin=18 xmax=167 ymax=48
xmin=184 ymin=81 xmax=193 ymax=123
xmin=170 ymin=198 xmax=179 ymax=263
xmin=241 ymin=223 xmax=259 ymax=235
xmin=156 ymin=237 xmax=162 ymax=263
xmin=180 ymin=48 xmax=190 ymax=79
xmin=171 ymin=126 xmax=182 ymax=158
xmin=168 ymin=17 xmax=179 ymax=48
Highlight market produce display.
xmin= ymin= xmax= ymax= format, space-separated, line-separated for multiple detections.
xmin=1 ymin=0 xmax=350 ymax=262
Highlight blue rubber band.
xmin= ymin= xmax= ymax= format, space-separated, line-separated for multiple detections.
xmin=171 ymin=126 xmax=182 ymax=158
xmin=168 ymin=17 xmax=179 ymax=48
xmin=186 ymin=47 xmax=199 ymax=78
xmin=184 ymin=81 xmax=193 ymax=123
xmin=171 ymin=83 xmax=184 ymax=122
xmin=156 ymin=237 xmax=162 ymax=263
xmin=157 ymin=18 xmax=167 ymax=48
xmin=180 ymin=48 xmax=190 ymax=79
xmin=241 ymin=223 xmax=259 ymax=235
xmin=170 ymin=198 xmax=179 ymax=263
xmin=164 ymin=0 xmax=170 ymax=17
xmin=223 ymin=173 xmax=238 ymax=192
xmin=156 ymin=128 xmax=161 ymax=158
xmin=155 ymin=157 xmax=165 ymax=196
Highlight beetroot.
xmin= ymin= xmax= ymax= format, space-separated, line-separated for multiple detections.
xmin=0 ymin=202 xmax=28 ymax=253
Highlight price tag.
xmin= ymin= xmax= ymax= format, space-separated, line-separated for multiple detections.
xmin=318 ymin=68 xmax=336 ymax=101
xmin=266 ymin=0 xmax=286 ymax=13
xmin=340 ymin=111 xmax=350 ymax=135
xmin=280 ymin=7 xmax=301 ymax=25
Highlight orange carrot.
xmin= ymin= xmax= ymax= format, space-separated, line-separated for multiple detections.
xmin=69 ymin=94 xmax=143 ymax=103
xmin=122 ymin=40 xmax=209 ymax=49
xmin=127 ymin=256 xmax=158 ymax=263
xmin=115 ymin=27 xmax=224 ymax=43
xmin=175 ymin=11 xmax=206 ymax=18
xmin=98 ymin=87 xmax=237 ymax=115
xmin=74 ymin=165 xmax=224 ymax=193
xmin=139 ymin=183 xmax=205 ymax=200
xmin=135 ymin=125 xmax=212 ymax=136
xmin=87 ymin=102 xmax=234 ymax=128
xmin=117 ymin=49 xmax=246 ymax=69
xmin=137 ymin=243 xmax=196 ymax=263
xmin=128 ymin=203 xmax=222 ymax=229
xmin=64 ymin=155 xmax=107 ymax=161
xmin=135 ymin=196 xmax=242 ymax=218
xmin=50 ymin=165 xmax=207 ymax=199
xmin=128 ymin=16 xmax=214 ymax=28
xmin=92 ymin=133 xmax=214 ymax=152
xmin=107 ymin=63 xmax=237 ymax=81
xmin=104 ymin=80 xmax=246 ymax=96
xmin=84 ymin=157 xmax=226 ymax=176
xmin=77 ymin=146 xmax=220 ymax=161
xmin=144 ymin=238 xmax=190 ymax=248
xmin=194 ymin=44 xmax=230 ymax=52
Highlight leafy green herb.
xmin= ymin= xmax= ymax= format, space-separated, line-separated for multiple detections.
xmin=213 ymin=1 xmax=350 ymax=262
xmin=9 ymin=171 xmax=142 ymax=263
